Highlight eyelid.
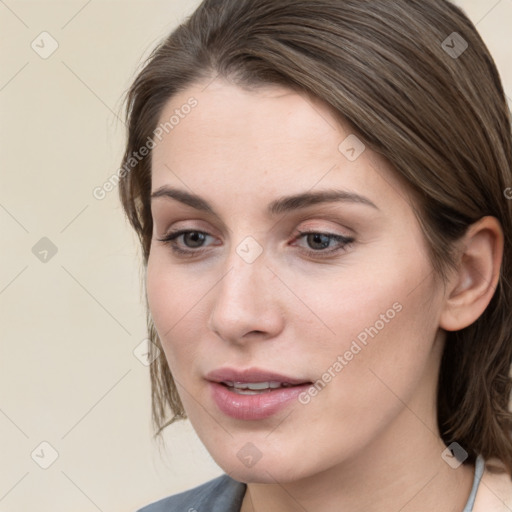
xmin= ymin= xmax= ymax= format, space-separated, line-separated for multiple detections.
xmin=292 ymin=215 xmax=356 ymax=235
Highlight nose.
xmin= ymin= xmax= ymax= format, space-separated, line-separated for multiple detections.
xmin=207 ymin=248 xmax=285 ymax=344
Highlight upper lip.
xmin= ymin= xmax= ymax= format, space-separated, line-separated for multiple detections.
xmin=205 ymin=367 xmax=311 ymax=385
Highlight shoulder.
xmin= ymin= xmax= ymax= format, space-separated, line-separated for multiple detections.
xmin=135 ymin=474 xmax=246 ymax=512
xmin=474 ymin=458 xmax=512 ymax=512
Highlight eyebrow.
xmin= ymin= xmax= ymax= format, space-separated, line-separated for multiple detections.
xmin=150 ymin=186 xmax=379 ymax=215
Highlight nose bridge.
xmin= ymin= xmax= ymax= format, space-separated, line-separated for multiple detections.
xmin=217 ymin=241 xmax=269 ymax=315
xmin=220 ymin=232 xmax=269 ymax=299
xmin=208 ymin=238 xmax=283 ymax=341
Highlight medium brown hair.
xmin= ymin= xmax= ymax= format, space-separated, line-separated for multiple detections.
xmin=119 ymin=0 xmax=512 ymax=474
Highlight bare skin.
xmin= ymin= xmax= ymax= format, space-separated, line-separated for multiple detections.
xmin=147 ymin=78 xmax=503 ymax=512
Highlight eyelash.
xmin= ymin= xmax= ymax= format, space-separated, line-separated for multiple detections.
xmin=156 ymin=229 xmax=354 ymax=259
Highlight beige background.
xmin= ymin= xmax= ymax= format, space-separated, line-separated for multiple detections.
xmin=0 ymin=1 xmax=510 ymax=511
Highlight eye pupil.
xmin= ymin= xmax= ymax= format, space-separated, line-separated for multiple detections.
xmin=184 ymin=232 xmax=206 ymax=248
xmin=307 ymin=233 xmax=331 ymax=250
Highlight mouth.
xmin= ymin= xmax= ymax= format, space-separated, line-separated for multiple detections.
xmin=206 ymin=367 xmax=313 ymax=420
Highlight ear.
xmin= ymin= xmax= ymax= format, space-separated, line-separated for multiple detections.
xmin=439 ymin=216 xmax=504 ymax=332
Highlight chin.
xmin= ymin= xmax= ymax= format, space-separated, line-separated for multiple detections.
xmin=225 ymin=463 xmax=304 ymax=485
xmin=212 ymin=449 xmax=320 ymax=485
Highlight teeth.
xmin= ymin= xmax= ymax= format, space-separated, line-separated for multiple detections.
xmin=232 ymin=381 xmax=283 ymax=390
xmin=222 ymin=381 xmax=292 ymax=391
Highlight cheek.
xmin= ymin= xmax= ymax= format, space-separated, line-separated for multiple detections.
xmin=291 ymin=245 xmax=442 ymax=395
xmin=146 ymin=254 xmax=194 ymax=366
xmin=288 ymin=274 xmax=442 ymax=466
xmin=146 ymin=255 xmax=172 ymax=333
xmin=285 ymin=253 xmax=429 ymax=351
xmin=306 ymin=267 xmax=441 ymax=412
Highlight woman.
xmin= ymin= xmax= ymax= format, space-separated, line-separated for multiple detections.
xmin=119 ymin=0 xmax=512 ymax=510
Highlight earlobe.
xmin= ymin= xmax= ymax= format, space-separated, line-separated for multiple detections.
xmin=439 ymin=216 xmax=504 ymax=332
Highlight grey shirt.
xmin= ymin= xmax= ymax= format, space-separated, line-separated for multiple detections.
xmin=137 ymin=455 xmax=485 ymax=512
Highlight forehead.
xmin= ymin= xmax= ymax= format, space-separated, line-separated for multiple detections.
xmin=150 ymin=79 xmax=411 ymax=210
xmin=154 ymin=80 xmax=339 ymax=153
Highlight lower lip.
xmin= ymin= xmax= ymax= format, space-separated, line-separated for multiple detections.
xmin=209 ymin=382 xmax=311 ymax=420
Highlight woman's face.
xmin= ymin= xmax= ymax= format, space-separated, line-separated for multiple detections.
xmin=147 ymin=79 xmax=448 ymax=483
